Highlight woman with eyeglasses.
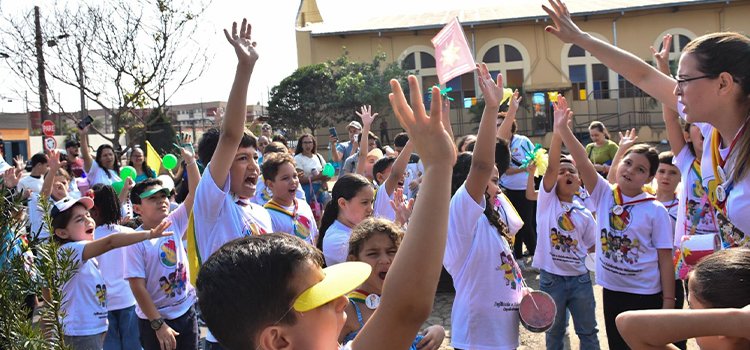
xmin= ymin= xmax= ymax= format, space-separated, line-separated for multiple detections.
xmin=544 ymin=0 xmax=750 ymax=247
xmin=295 ymin=134 xmax=331 ymax=209
xmin=128 ymin=146 xmax=157 ymax=183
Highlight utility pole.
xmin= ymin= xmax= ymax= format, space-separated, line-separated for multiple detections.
xmin=77 ymin=42 xmax=86 ymax=120
xmin=34 ymin=6 xmax=49 ymax=123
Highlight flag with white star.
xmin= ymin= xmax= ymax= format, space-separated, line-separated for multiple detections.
xmin=431 ymin=17 xmax=475 ymax=85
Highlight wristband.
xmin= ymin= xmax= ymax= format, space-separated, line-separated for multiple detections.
xmin=185 ymin=160 xmax=197 ymax=167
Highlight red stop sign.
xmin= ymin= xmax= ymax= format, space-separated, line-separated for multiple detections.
xmin=42 ymin=120 xmax=55 ymax=136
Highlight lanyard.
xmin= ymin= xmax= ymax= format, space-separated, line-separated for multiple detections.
xmin=264 ymin=198 xmax=299 ymax=219
xmin=710 ymin=121 xmax=748 ymax=207
xmin=611 ymin=186 xmax=656 ymax=215
xmin=264 ymin=199 xmax=311 ymax=240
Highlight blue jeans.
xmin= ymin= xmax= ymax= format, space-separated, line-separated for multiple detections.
xmin=104 ymin=305 xmax=141 ymax=350
xmin=539 ymin=270 xmax=600 ymax=350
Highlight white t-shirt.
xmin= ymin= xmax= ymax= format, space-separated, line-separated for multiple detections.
xmin=499 ymin=135 xmax=533 ymax=190
xmin=94 ymin=224 xmax=137 ymax=311
xmin=193 ymin=165 xmax=273 ymax=266
xmin=126 ymin=205 xmax=195 ymax=320
xmin=672 ymin=145 xmax=719 ymax=247
xmin=533 ymin=181 xmax=597 ymax=276
xmin=494 ymin=192 xmax=524 ymax=236
xmin=403 ymin=155 xmax=423 ymax=199
xmin=322 ymin=220 xmax=352 ymax=266
xmin=59 ymin=241 xmax=108 ymax=336
xmin=87 ymin=161 xmax=121 ymax=186
xmin=372 ymin=183 xmax=401 ymax=222
xmin=694 ymin=122 xmax=750 ymax=248
xmin=17 ymin=175 xmax=43 ymax=195
xmin=444 ymin=183 xmax=522 ymax=350
xmin=264 ymin=198 xmax=318 ymax=245
xmin=294 ymin=153 xmax=325 ymax=179
xmin=251 ymin=175 xmax=306 ymax=206
xmin=590 ymin=175 xmax=673 ymax=294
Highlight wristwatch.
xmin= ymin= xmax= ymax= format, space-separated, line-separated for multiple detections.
xmin=150 ymin=318 xmax=165 ymax=331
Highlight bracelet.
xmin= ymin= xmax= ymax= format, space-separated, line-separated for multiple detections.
xmin=185 ymin=160 xmax=197 ymax=167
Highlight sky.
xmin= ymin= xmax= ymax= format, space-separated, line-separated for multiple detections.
xmin=0 ymin=0 xmax=502 ymax=114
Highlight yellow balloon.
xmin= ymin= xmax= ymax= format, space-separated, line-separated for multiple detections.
xmin=501 ymin=88 xmax=514 ymax=105
xmin=547 ymin=91 xmax=559 ymax=103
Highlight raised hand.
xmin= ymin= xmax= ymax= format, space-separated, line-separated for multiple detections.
xmin=355 ymin=105 xmax=379 ymax=128
xmin=13 ymin=155 xmax=24 ymax=170
xmin=47 ymin=149 xmax=66 ymax=170
xmin=390 ymin=188 xmax=414 ymax=227
xmin=148 ymin=220 xmax=173 ymax=239
xmin=389 ymin=76 xmax=456 ymax=169
xmin=508 ymin=89 xmax=522 ymax=116
xmin=123 ymin=177 xmax=135 ymax=193
xmin=542 ymin=0 xmax=586 ymax=43
xmin=618 ymin=128 xmax=639 ymax=151
xmin=223 ymin=19 xmax=259 ymax=67
xmin=2 ymin=168 xmax=21 ymax=188
xmin=650 ymin=34 xmax=672 ymax=73
xmin=476 ymin=63 xmax=503 ymax=108
xmin=553 ymin=96 xmax=574 ymax=131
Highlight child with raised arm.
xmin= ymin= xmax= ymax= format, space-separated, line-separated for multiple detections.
xmin=444 ymin=64 xmax=525 ymax=350
xmin=529 ymin=102 xmax=599 ymax=350
xmin=189 ymin=19 xmax=272 ymax=348
xmin=262 ymin=152 xmax=318 ymax=245
xmin=51 ymin=195 xmax=171 ymax=349
xmin=371 ymin=141 xmax=413 ymax=221
xmin=196 ymin=74 xmax=455 ymax=350
xmin=544 ymin=0 xmax=750 ymax=245
xmin=554 ymin=95 xmax=675 ymax=350
xmin=125 ymin=145 xmax=200 ymax=350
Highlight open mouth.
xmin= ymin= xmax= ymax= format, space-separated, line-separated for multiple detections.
xmin=378 ymin=271 xmax=387 ymax=280
xmin=397 ymin=180 xmax=405 ymax=188
xmin=86 ymin=228 xmax=94 ymax=235
xmin=245 ymin=175 xmax=257 ymax=187
xmin=565 ymin=179 xmax=573 ymax=185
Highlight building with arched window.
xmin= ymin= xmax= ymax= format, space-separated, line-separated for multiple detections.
xmin=296 ymin=0 xmax=750 ymax=144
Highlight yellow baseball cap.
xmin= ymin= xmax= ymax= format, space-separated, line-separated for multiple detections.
xmin=292 ymin=262 xmax=371 ymax=312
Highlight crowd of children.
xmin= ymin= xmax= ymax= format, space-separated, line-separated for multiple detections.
xmin=2 ymin=1 xmax=750 ymax=349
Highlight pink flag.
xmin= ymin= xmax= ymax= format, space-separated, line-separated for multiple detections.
xmin=431 ymin=17 xmax=475 ymax=85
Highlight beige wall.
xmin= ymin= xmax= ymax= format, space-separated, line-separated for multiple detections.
xmin=298 ymin=2 xmax=750 ymax=144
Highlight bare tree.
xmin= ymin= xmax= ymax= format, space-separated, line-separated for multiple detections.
xmin=1 ymin=0 xmax=210 ymax=152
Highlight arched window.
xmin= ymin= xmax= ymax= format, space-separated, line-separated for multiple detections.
xmin=561 ymin=33 xmax=617 ymax=100
xmin=398 ymin=46 xmax=438 ymax=94
xmin=477 ymin=39 xmax=531 ymax=90
xmin=653 ymin=29 xmax=696 ymax=75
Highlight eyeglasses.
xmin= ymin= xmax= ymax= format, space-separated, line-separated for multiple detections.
xmin=262 ymin=127 xmax=271 ymax=131
xmin=675 ymin=74 xmax=718 ymax=89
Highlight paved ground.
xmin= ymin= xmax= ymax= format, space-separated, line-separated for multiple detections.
xmin=425 ymin=256 xmax=699 ymax=350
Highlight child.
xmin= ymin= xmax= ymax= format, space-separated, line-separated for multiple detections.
xmin=444 ymin=63 xmax=525 ymax=349
xmin=89 ymin=184 xmax=140 ymax=350
xmin=617 ymin=248 xmax=750 ymax=349
xmin=553 ymin=95 xmax=675 ymax=350
xmin=318 ymin=173 xmax=373 ymax=266
xmin=371 ymin=141 xmax=413 ymax=221
xmin=196 ymin=68 xmax=456 ymax=349
xmin=544 ymin=0 xmax=750 ymax=244
xmin=340 ymin=217 xmax=445 ymax=349
xmin=261 ymin=152 xmax=318 ymax=245
xmin=188 ymin=20 xmax=271 ymax=348
xmin=252 ymin=142 xmax=305 ymax=206
xmin=29 ymin=150 xmax=76 ymax=241
xmin=51 ymin=195 xmax=170 ymax=349
xmin=526 ymin=109 xmax=600 ymax=350
xmin=126 ymin=145 xmax=199 ymax=350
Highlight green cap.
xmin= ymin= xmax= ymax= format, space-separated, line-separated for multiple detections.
xmin=138 ymin=186 xmax=171 ymax=199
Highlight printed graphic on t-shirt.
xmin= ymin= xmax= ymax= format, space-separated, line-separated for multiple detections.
xmin=160 ymin=239 xmax=178 ymax=268
xmin=96 ymin=284 xmax=107 ymax=308
xmin=158 ymin=262 xmax=187 ymax=298
xmin=600 ymin=227 xmax=643 ymax=265
xmin=243 ymin=221 xmax=265 ymax=237
xmin=294 ymin=216 xmax=312 ymax=239
xmin=717 ymin=212 xmax=748 ymax=248
xmin=496 ymin=251 xmax=522 ymax=290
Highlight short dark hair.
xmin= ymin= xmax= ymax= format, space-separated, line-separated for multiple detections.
xmin=624 ymin=144 xmax=660 ymax=177
xmin=393 ymin=133 xmax=409 ymax=148
xmin=495 ymin=139 xmax=511 ymax=175
xmin=197 ymin=128 xmax=257 ymax=165
xmin=658 ymin=151 xmax=674 ymax=165
xmin=263 ymin=141 xmax=288 ymax=155
xmin=130 ymin=178 xmax=163 ymax=205
xmin=261 ymin=152 xmax=295 ymax=181
xmin=196 ymin=234 xmax=323 ymax=349
xmin=372 ymin=156 xmax=396 ymax=183
xmin=691 ymin=248 xmax=750 ymax=308
xmin=30 ymin=153 xmax=48 ymax=167
xmin=348 ymin=217 xmax=403 ymax=258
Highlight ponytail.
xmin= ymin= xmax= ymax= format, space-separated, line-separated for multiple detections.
xmin=315 ymin=173 xmax=371 ymax=250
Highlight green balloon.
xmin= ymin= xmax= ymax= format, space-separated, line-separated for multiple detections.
xmin=322 ymin=163 xmax=335 ymax=177
xmin=120 ymin=166 xmax=136 ymax=181
xmin=162 ymin=154 xmax=178 ymax=170
xmin=112 ymin=181 xmax=125 ymax=194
